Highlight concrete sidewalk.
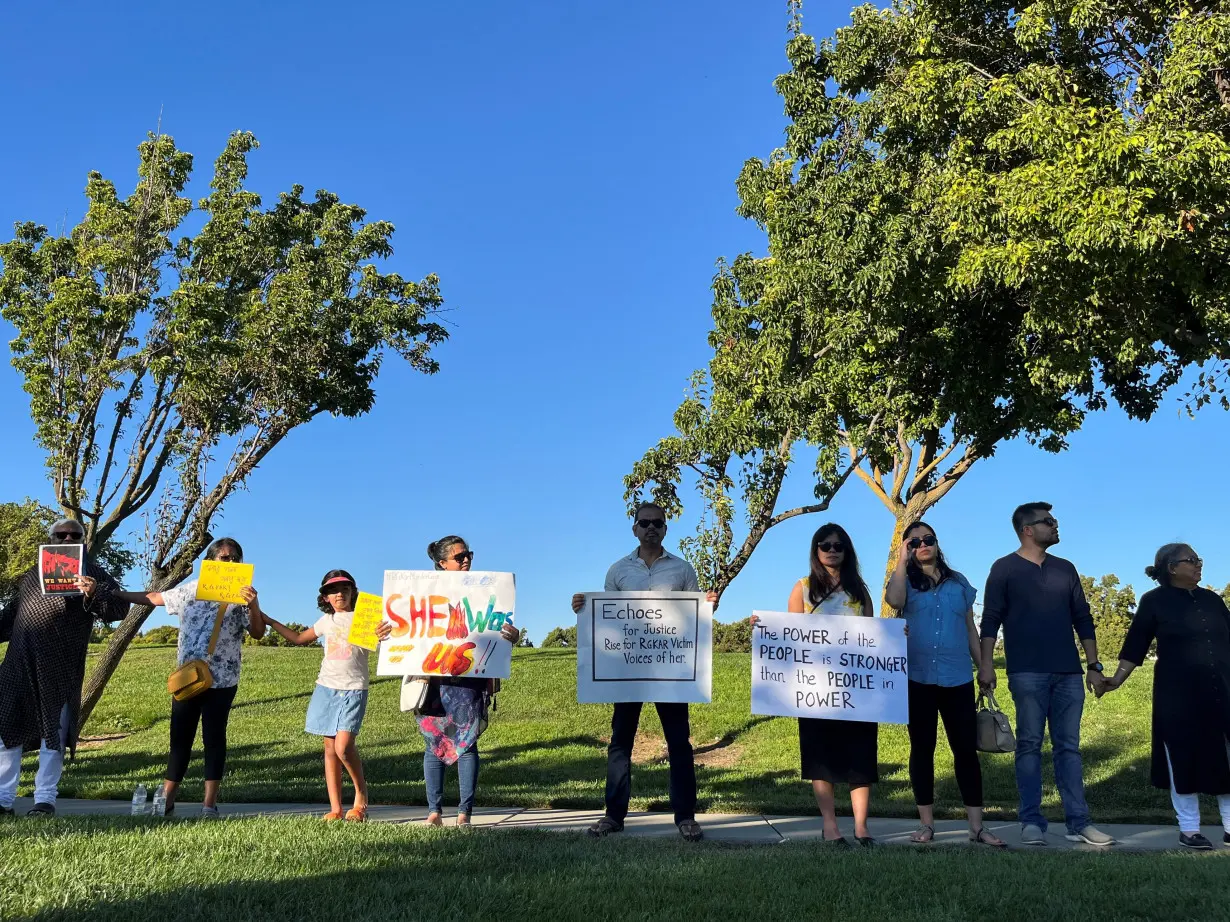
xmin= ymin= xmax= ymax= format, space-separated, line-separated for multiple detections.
xmin=13 ymin=798 xmax=1230 ymax=852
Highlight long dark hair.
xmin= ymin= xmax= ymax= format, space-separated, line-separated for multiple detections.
xmin=808 ymin=523 xmax=871 ymax=612
xmin=316 ymin=568 xmax=357 ymax=613
xmin=904 ymin=521 xmax=954 ymax=592
xmin=427 ymin=535 xmax=468 ymax=569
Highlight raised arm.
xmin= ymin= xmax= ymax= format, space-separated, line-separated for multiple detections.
xmin=884 ymin=542 xmax=911 ymax=611
xmin=114 ymin=589 xmax=166 ymax=607
xmin=262 ymin=615 xmax=318 ymax=646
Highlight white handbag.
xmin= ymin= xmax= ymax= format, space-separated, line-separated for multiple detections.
xmin=400 ymin=675 xmax=430 ymax=713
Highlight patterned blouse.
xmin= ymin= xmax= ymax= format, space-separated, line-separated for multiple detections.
xmin=163 ymin=580 xmax=251 ymax=688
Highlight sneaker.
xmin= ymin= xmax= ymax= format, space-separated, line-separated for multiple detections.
xmin=1066 ymin=825 xmax=1115 ymax=847
xmin=26 ymin=802 xmax=55 ymax=818
xmin=1179 ymin=832 xmax=1213 ymax=850
xmin=1021 ymin=824 xmax=1047 ymax=846
xmin=200 ymin=805 xmax=220 ymax=820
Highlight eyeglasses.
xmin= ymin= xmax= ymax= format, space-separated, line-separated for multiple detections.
xmin=448 ymin=551 xmax=474 ymax=564
xmin=907 ymin=535 xmax=938 ymax=549
xmin=1175 ymin=556 xmax=1203 ymax=566
xmin=53 ymin=532 xmax=83 ymax=541
xmin=1027 ymin=516 xmax=1057 ymax=528
xmin=817 ymin=541 xmax=845 ymax=553
xmin=636 ymin=519 xmax=666 ymax=529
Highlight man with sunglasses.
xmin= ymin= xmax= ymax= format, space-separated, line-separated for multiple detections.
xmin=0 ymin=519 xmax=126 ymax=818
xmin=570 ymin=502 xmax=718 ymax=842
xmin=978 ymin=502 xmax=1114 ymax=847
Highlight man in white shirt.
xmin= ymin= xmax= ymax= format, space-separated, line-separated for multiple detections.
xmin=571 ymin=502 xmax=718 ymax=842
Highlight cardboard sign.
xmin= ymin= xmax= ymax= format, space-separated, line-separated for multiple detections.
xmin=751 ymin=611 xmax=908 ymax=724
xmin=377 ymin=570 xmax=515 ymax=679
xmin=576 ymin=592 xmax=713 ymax=704
xmin=40 ymin=544 xmax=84 ymax=596
xmin=347 ymin=591 xmax=384 ymax=652
xmin=195 ymin=560 xmax=255 ymax=605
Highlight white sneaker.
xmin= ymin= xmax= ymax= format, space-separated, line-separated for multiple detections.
xmin=1021 ymin=824 xmax=1047 ymax=846
xmin=1065 ymin=825 xmax=1114 ymax=846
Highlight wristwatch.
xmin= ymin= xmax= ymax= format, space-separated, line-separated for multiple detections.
xmin=1087 ymin=661 xmax=1104 ymax=673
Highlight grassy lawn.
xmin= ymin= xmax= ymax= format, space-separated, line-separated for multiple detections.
xmin=1 ymin=816 xmax=1227 ymax=922
xmin=17 ymin=646 xmax=1170 ymax=821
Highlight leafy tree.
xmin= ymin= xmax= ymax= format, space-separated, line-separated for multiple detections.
xmin=1080 ymin=574 xmax=1136 ymax=662
xmin=0 ymin=498 xmax=134 ymax=602
xmin=136 ymin=625 xmax=179 ymax=646
xmin=713 ymin=617 xmax=752 ymax=654
xmin=541 ymin=626 xmax=577 ymax=648
xmin=246 ymin=622 xmax=307 ymax=647
xmin=515 ymin=627 xmax=534 ymax=648
xmin=630 ymin=1 xmax=1230 ymax=610
xmin=0 ymin=132 xmax=447 ymax=720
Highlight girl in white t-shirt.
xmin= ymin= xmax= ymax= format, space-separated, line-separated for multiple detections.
xmin=263 ymin=569 xmax=380 ymax=822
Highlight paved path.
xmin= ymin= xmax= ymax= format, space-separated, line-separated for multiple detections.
xmin=15 ymin=798 xmax=1229 ymax=852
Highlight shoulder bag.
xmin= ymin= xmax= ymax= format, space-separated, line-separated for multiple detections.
xmin=167 ymin=602 xmax=227 ymax=702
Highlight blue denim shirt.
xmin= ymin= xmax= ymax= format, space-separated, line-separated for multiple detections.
xmin=903 ymin=570 xmax=977 ymax=687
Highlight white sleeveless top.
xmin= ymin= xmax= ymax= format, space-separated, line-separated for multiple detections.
xmin=796 ymin=577 xmax=867 ymax=617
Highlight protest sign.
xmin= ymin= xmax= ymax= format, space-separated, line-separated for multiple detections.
xmin=195 ymin=561 xmax=255 ymax=605
xmin=377 ymin=570 xmax=514 ymax=679
xmin=39 ymin=544 xmax=84 ymax=596
xmin=576 ymin=592 xmax=712 ymax=704
xmin=751 ymin=611 xmax=908 ymax=724
xmin=347 ymin=592 xmax=384 ymax=651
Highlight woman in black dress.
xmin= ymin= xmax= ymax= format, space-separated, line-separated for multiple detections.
xmin=1105 ymin=544 xmax=1230 ymax=850
xmin=788 ymin=524 xmax=879 ymax=846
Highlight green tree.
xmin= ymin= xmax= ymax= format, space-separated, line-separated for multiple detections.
xmin=541 ymin=626 xmax=577 ymax=648
xmin=0 ymin=132 xmax=447 ymax=720
xmin=1081 ymin=574 xmax=1136 ymax=662
xmin=136 ymin=625 xmax=179 ymax=646
xmin=630 ymin=1 xmax=1230 ymax=610
xmin=713 ymin=617 xmax=752 ymax=654
xmin=246 ymin=622 xmax=307 ymax=647
xmin=515 ymin=627 xmax=533 ymax=648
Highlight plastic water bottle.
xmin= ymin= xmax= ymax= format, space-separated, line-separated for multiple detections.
xmin=151 ymin=783 xmax=166 ymax=817
xmin=131 ymin=783 xmax=147 ymax=815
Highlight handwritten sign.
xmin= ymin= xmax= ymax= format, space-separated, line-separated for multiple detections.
xmin=347 ymin=592 xmax=384 ymax=651
xmin=377 ymin=570 xmax=514 ymax=679
xmin=576 ymin=592 xmax=712 ymax=704
xmin=39 ymin=544 xmax=84 ymax=596
xmin=195 ymin=561 xmax=255 ymax=605
xmin=751 ymin=611 xmax=908 ymax=724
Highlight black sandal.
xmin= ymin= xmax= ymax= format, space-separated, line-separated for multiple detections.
xmin=970 ymin=827 xmax=1007 ymax=849
xmin=677 ymin=819 xmax=703 ymax=842
xmin=855 ymin=836 xmax=876 ymax=847
xmin=586 ymin=815 xmax=624 ymax=838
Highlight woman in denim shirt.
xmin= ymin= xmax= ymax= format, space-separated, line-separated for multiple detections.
xmin=885 ymin=521 xmax=1005 ymax=848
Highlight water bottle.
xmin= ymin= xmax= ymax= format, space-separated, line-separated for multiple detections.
xmin=131 ymin=783 xmax=147 ymax=815
xmin=151 ymin=783 xmax=166 ymax=817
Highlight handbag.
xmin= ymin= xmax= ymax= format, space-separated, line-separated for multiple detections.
xmin=167 ymin=602 xmax=228 ymax=702
xmin=400 ymin=675 xmax=430 ymax=713
xmin=975 ymin=689 xmax=1016 ymax=753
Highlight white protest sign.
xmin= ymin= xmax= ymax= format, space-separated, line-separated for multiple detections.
xmin=577 ymin=592 xmax=712 ymax=704
xmin=377 ymin=570 xmax=514 ymax=679
xmin=751 ymin=611 xmax=908 ymax=724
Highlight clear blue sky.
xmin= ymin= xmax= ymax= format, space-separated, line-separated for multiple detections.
xmin=1 ymin=1 xmax=1226 ymax=640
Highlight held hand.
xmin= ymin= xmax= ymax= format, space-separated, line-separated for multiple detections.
xmin=240 ymin=586 xmax=260 ymax=612
xmin=977 ymin=665 xmax=997 ymax=691
xmin=705 ymin=590 xmax=719 ymax=612
xmin=570 ymin=593 xmax=586 ymax=614
xmin=501 ymin=622 xmax=520 ymax=642
xmin=1086 ymin=671 xmax=1106 ymax=696
xmin=375 ymin=621 xmax=393 ymax=642
xmin=74 ymin=575 xmax=97 ymax=599
xmin=749 ymin=614 xmax=760 ymax=628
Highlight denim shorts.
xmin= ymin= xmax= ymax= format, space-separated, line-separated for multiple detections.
xmin=304 ymin=685 xmax=368 ymax=736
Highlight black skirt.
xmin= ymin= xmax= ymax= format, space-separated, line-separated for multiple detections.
xmin=798 ymin=717 xmax=879 ymax=785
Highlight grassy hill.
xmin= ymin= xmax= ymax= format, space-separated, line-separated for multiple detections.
xmin=38 ymin=646 xmax=1169 ymax=821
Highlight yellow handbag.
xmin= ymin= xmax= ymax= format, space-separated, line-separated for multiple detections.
xmin=168 ymin=602 xmax=228 ymax=702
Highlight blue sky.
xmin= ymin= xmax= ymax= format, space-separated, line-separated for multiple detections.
xmin=1 ymin=1 xmax=1226 ymax=642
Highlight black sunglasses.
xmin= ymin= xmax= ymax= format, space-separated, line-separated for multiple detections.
xmin=817 ymin=541 xmax=845 ymax=553
xmin=53 ymin=532 xmax=83 ymax=540
xmin=636 ymin=518 xmax=666 ymax=529
xmin=1027 ymin=516 xmax=1058 ymax=528
xmin=1175 ymin=556 xmax=1203 ymax=567
xmin=907 ymin=535 xmax=938 ymax=549
xmin=448 ymin=551 xmax=474 ymax=563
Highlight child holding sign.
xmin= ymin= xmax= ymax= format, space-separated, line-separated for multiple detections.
xmin=263 ymin=569 xmax=384 ymax=822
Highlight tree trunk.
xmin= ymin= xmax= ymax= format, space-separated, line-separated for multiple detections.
xmin=877 ymin=494 xmax=931 ymax=617
xmin=78 ymin=601 xmax=154 ymax=726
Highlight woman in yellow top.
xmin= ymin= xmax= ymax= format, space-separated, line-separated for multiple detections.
xmin=788 ymin=524 xmax=879 ymax=846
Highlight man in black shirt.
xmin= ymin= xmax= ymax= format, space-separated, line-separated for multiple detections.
xmin=978 ymin=502 xmax=1114 ymax=847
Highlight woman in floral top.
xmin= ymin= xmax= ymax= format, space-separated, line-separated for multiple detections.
xmin=116 ymin=537 xmax=265 ymax=817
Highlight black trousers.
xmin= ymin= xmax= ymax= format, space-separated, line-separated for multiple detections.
xmin=907 ymin=680 xmax=983 ymax=808
xmin=605 ymin=701 xmax=696 ymax=824
xmin=167 ymin=685 xmax=239 ymax=783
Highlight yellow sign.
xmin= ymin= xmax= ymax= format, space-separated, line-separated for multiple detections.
xmin=348 ymin=591 xmax=384 ymax=652
xmin=195 ymin=560 xmax=255 ymax=605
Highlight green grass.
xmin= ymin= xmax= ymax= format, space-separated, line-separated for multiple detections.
xmin=25 ymin=646 xmax=1170 ymax=821
xmin=1 ymin=816 xmax=1226 ymax=922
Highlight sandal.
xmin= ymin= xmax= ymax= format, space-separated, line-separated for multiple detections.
xmin=855 ymin=836 xmax=876 ymax=848
xmin=457 ymin=813 xmax=471 ymax=827
xmin=910 ymin=824 xmax=935 ymax=844
xmin=425 ymin=812 xmax=443 ymax=827
xmin=970 ymin=827 xmax=1007 ymax=849
xmin=586 ymin=815 xmax=624 ymax=838
xmin=344 ymin=806 xmax=368 ymax=823
xmin=677 ymin=819 xmax=703 ymax=842
xmin=322 ymin=811 xmax=344 ymax=822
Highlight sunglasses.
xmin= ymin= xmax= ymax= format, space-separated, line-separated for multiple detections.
xmin=817 ymin=541 xmax=845 ymax=553
xmin=636 ymin=519 xmax=666 ymax=529
xmin=448 ymin=551 xmax=474 ymax=563
xmin=53 ymin=532 xmax=83 ymax=540
xmin=907 ymin=535 xmax=938 ymax=549
xmin=1027 ymin=516 xmax=1058 ymax=528
xmin=1175 ymin=556 xmax=1203 ymax=566
xmin=215 ymin=554 xmax=241 ymax=563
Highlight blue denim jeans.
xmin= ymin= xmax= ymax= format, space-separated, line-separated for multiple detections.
xmin=424 ymin=746 xmax=479 ymax=815
xmin=1007 ymin=672 xmax=1091 ymax=834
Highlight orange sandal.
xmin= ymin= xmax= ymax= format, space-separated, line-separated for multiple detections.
xmin=323 ymin=811 xmax=344 ymax=822
xmin=345 ymin=806 xmax=368 ymax=823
